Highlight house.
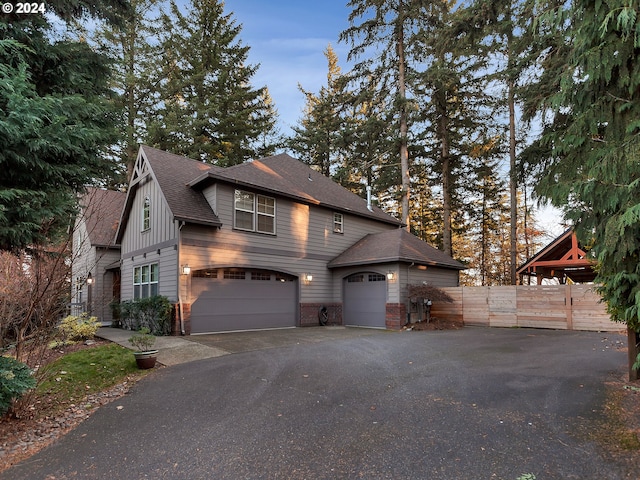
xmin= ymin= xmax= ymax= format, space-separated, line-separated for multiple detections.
xmin=517 ymin=229 xmax=596 ymax=284
xmin=80 ymin=145 xmax=465 ymax=334
xmin=71 ymin=188 xmax=126 ymax=324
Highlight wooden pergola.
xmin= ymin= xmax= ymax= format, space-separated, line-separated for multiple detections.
xmin=517 ymin=229 xmax=596 ymax=284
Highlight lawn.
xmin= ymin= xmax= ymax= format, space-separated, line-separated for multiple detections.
xmin=0 ymin=341 xmax=152 ymax=472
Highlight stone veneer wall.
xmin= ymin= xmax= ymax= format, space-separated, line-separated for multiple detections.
xmin=300 ymin=303 xmax=343 ymax=327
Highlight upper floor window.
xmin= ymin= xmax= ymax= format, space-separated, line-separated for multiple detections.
xmin=142 ymin=196 xmax=151 ymax=231
xmin=134 ymin=263 xmax=158 ymax=299
xmin=333 ymin=212 xmax=344 ymax=233
xmin=234 ymin=190 xmax=275 ymax=234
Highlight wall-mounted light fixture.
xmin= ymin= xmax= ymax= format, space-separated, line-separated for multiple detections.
xmin=386 ymin=271 xmax=395 ymax=281
xmin=86 ymin=273 xmax=93 ymax=285
xmin=182 ymin=265 xmax=191 ymax=275
xmin=303 ymin=273 xmax=313 ymax=284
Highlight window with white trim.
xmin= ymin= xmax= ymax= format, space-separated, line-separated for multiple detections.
xmin=134 ymin=263 xmax=158 ymax=299
xmin=234 ymin=190 xmax=276 ymax=234
xmin=333 ymin=212 xmax=344 ymax=233
xmin=142 ymin=196 xmax=151 ymax=231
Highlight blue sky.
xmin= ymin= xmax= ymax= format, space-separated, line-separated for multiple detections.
xmin=222 ymin=0 xmax=353 ymax=135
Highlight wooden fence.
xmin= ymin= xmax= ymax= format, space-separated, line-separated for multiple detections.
xmin=430 ymin=285 xmax=624 ymax=332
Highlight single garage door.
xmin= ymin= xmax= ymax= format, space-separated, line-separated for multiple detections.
xmin=190 ymin=269 xmax=297 ymax=333
xmin=343 ymin=272 xmax=387 ymax=328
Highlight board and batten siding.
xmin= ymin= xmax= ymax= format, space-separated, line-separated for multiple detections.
xmin=185 ymin=183 xmax=398 ymax=303
xmin=120 ymin=175 xmax=179 ymax=256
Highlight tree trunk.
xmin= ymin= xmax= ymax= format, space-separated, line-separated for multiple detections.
xmin=508 ymin=75 xmax=517 ymax=285
xmin=396 ymin=18 xmax=410 ymax=232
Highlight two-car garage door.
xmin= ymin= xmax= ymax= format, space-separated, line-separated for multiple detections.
xmin=190 ymin=269 xmax=297 ymax=334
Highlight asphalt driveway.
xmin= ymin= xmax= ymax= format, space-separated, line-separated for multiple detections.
xmin=3 ymin=327 xmax=632 ymax=479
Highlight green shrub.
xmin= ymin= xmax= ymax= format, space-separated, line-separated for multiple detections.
xmin=0 ymin=356 xmax=36 ymax=416
xmin=58 ymin=313 xmax=100 ymax=342
xmin=119 ymin=296 xmax=171 ymax=335
xmin=128 ymin=327 xmax=156 ymax=352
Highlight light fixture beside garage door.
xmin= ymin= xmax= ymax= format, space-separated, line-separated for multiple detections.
xmin=303 ymin=273 xmax=313 ymax=284
xmin=181 ymin=265 xmax=191 ymax=275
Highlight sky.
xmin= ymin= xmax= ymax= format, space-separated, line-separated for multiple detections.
xmin=221 ymin=0 xmax=353 ymax=135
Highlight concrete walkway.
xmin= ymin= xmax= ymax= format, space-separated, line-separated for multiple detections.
xmin=96 ymin=327 xmax=229 ymax=366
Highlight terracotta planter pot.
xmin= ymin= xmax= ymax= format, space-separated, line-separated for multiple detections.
xmin=133 ymin=350 xmax=158 ymax=369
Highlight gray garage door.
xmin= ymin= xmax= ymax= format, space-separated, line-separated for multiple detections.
xmin=190 ymin=269 xmax=297 ymax=333
xmin=343 ymin=272 xmax=387 ymax=328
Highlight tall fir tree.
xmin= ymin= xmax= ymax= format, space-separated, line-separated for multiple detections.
xmin=287 ymin=45 xmax=349 ymax=177
xmin=340 ymin=0 xmax=431 ymax=230
xmin=147 ymin=0 xmax=278 ymax=166
xmin=94 ymin=0 xmax=163 ymax=181
xmin=411 ymin=0 xmax=490 ymax=257
xmin=0 ymin=2 xmax=128 ymax=250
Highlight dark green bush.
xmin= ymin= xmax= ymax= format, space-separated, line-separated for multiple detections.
xmin=118 ymin=296 xmax=171 ymax=335
xmin=0 ymin=356 xmax=36 ymax=416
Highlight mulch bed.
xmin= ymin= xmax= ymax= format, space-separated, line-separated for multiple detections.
xmin=403 ymin=317 xmax=464 ymax=331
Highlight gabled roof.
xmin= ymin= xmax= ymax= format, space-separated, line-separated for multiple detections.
xmin=188 ymin=153 xmax=402 ymax=226
xmin=80 ymin=188 xmax=126 ymax=248
xmin=517 ymin=229 xmax=596 ymax=283
xmin=328 ymin=229 xmax=466 ymax=270
xmin=116 ymin=146 xmax=223 ymax=243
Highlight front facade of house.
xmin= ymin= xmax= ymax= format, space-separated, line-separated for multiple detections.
xmin=80 ymin=146 xmax=464 ymax=334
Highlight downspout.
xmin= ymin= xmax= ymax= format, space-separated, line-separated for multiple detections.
xmin=405 ymin=262 xmax=415 ymax=326
xmin=177 ymin=221 xmax=186 ymax=335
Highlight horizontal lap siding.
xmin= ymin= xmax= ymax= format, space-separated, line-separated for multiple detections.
xmin=188 ymin=184 xmax=396 ymax=304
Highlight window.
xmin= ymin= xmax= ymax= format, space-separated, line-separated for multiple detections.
xmin=333 ymin=212 xmax=344 ymax=233
xmin=134 ymin=263 xmax=158 ymax=299
xmin=369 ymin=273 xmax=386 ymax=282
xmin=234 ymin=190 xmax=276 ymax=234
xmin=224 ymin=269 xmax=246 ymax=280
xmin=347 ymin=274 xmax=364 ymax=283
xmin=251 ymin=271 xmax=271 ymax=281
xmin=142 ymin=196 xmax=151 ymax=231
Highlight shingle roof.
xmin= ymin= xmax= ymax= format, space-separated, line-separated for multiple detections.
xmin=189 ymin=153 xmax=402 ymax=226
xmin=328 ymin=229 xmax=466 ymax=270
xmin=141 ymin=146 xmax=222 ymax=227
xmin=80 ymin=188 xmax=126 ymax=247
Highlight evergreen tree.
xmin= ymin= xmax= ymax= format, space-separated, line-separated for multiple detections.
xmin=340 ymin=0 xmax=430 ymax=230
xmin=411 ymin=0 xmax=491 ymax=257
xmin=0 ymin=3 xmax=127 ymax=251
xmin=528 ymin=2 xmax=640 ymax=338
xmin=287 ymin=45 xmax=348 ymax=176
xmin=147 ymin=0 xmax=278 ymax=166
xmin=94 ymin=0 xmax=163 ymax=181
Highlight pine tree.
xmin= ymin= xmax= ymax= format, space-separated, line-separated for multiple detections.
xmin=147 ymin=0 xmax=278 ymax=166
xmin=0 ymin=3 xmax=126 ymax=251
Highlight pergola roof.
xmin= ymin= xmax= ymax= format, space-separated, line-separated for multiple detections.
xmin=517 ymin=229 xmax=597 ymax=284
